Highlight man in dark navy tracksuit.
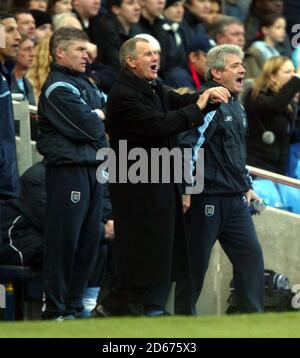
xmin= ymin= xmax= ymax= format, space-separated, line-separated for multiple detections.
xmin=0 ymin=12 xmax=21 ymax=252
xmin=37 ymin=27 xmax=108 ymax=320
xmin=175 ymin=44 xmax=265 ymax=315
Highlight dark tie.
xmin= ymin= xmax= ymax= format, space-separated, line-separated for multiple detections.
xmin=150 ymin=81 xmax=158 ymax=93
xmin=149 ymin=81 xmax=163 ymax=110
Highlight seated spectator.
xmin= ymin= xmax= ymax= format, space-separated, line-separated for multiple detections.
xmin=162 ymin=0 xmax=191 ymax=86
xmin=244 ymin=0 xmax=291 ymax=57
xmin=244 ymin=14 xmax=286 ymax=79
xmin=137 ymin=0 xmax=169 ymax=76
xmin=29 ymin=0 xmax=48 ymax=11
xmin=12 ymin=35 xmax=37 ymax=139
xmin=211 ymin=15 xmax=245 ymax=49
xmin=52 ymin=12 xmax=83 ymax=30
xmin=47 ymin=0 xmax=73 ymax=15
xmin=223 ymin=0 xmax=247 ymax=21
xmin=182 ymin=0 xmax=217 ymax=38
xmin=12 ymin=35 xmax=36 ymax=106
xmin=72 ymin=0 xmax=102 ymax=47
xmin=165 ymin=34 xmax=212 ymax=90
xmin=243 ymin=56 xmax=300 ymax=174
xmin=30 ymin=9 xmax=53 ymax=40
xmin=9 ymin=0 xmax=32 ymax=11
xmin=26 ymin=36 xmax=51 ymax=101
xmin=14 ymin=9 xmax=36 ymax=41
xmin=0 ymin=0 xmax=10 ymax=11
xmin=210 ymin=0 xmax=221 ymax=16
xmin=98 ymin=0 xmax=141 ymax=72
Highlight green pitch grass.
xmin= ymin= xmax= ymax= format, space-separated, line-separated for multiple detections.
xmin=0 ymin=312 xmax=300 ymax=338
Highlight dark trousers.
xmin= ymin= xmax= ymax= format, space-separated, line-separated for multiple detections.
xmin=43 ymin=165 xmax=103 ymax=317
xmin=100 ymin=240 xmax=171 ymax=316
xmin=175 ymin=194 xmax=265 ymax=315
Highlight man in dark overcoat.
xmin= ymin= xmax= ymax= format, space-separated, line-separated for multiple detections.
xmin=105 ymin=37 xmax=230 ymax=315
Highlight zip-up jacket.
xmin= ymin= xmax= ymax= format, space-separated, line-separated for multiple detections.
xmin=178 ymin=80 xmax=252 ymax=195
xmin=0 ymin=60 xmax=20 ymax=198
xmin=37 ymin=64 xmax=107 ymax=166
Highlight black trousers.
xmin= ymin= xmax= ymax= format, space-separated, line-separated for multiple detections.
xmin=175 ymin=194 xmax=265 ymax=315
xmin=43 ymin=165 xmax=103 ymax=317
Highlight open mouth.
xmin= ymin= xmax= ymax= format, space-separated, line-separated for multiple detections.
xmin=150 ymin=64 xmax=158 ymax=71
xmin=236 ymin=77 xmax=244 ymax=85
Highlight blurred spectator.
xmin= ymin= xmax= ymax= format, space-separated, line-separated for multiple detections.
xmin=12 ymin=35 xmax=36 ymax=106
xmin=31 ymin=9 xmax=53 ymax=40
xmin=244 ymin=0 xmax=291 ymax=57
xmin=244 ymin=56 xmax=300 ymax=174
xmin=29 ymin=0 xmax=48 ymax=11
xmin=245 ymin=0 xmax=283 ymax=47
xmin=244 ymin=14 xmax=286 ymax=79
xmin=137 ymin=0 xmax=169 ymax=76
xmin=210 ymin=0 xmax=221 ymax=16
xmin=162 ymin=0 xmax=191 ymax=86
xmin=98 ymin=0 xmax=141 ymax=72
xmin=72 ymin=0 xmax=102 ymax=46
xmin=237 ymin=0 xmax=251 ymax=14
xmin=52 ymin=12 xmax=83 ymax=30
xmin=47 ymin=0 xmax=73 ymax=15
xmin=0 ymin=0 xmax=11 ymax=11
xmin=182 ymin=0 xmax=212 ymax=38
xmin=165 ymin=34 xmax=212 ymax=90
xmin=223 ymin=0 xmax=247 ymax=21
xmin=14 ymin=9 xmax=36 ymax=40
xmin=26 ymin=36 xmax=51 ymax=101
xmin=9 ymin=0 xmax=31 ymax=11
xmin=211 ymin=15 xmax=245 ymax=48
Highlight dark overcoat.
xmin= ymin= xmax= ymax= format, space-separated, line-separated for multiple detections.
xmin=107 ymin=69 xmax=206 ymax=288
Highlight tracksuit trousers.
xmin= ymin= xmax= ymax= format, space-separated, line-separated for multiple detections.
xmin=43 ymin=165 xmax=103 ymax=318
xmin=175 ymin=193 xmax=265 ymax=315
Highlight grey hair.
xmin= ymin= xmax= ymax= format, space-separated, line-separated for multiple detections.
xmin=205 ymin=44 xmax=244 ymax=81
xmin=119 ymin=37 xmax=149 ymax=69
xmin=211 ymin=15 xmax=243 ymax=39
xmin=52 ymin=12 xmax=80 ymax=31
xmin=134 ymin=33 xmax=161 ymax=52
xmin=49 ymin=26 xmax=88 ymax=61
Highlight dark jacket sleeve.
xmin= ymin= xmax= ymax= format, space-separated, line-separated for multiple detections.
xmin=177 ymin=109 xmax=219 ymax=187
xmin=254 ymin=76 xmax=300 ymax=114
xmin=98 ymin=18 xmax=123 ymax=70
xmin=45 ymin=85 xmax=105 ymax=143
xmin=108 ymin=89 xmax=204 ymax=138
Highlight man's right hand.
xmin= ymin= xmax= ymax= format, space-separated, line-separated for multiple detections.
xmin=197 ymin=87 xmax=231 ymax=110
